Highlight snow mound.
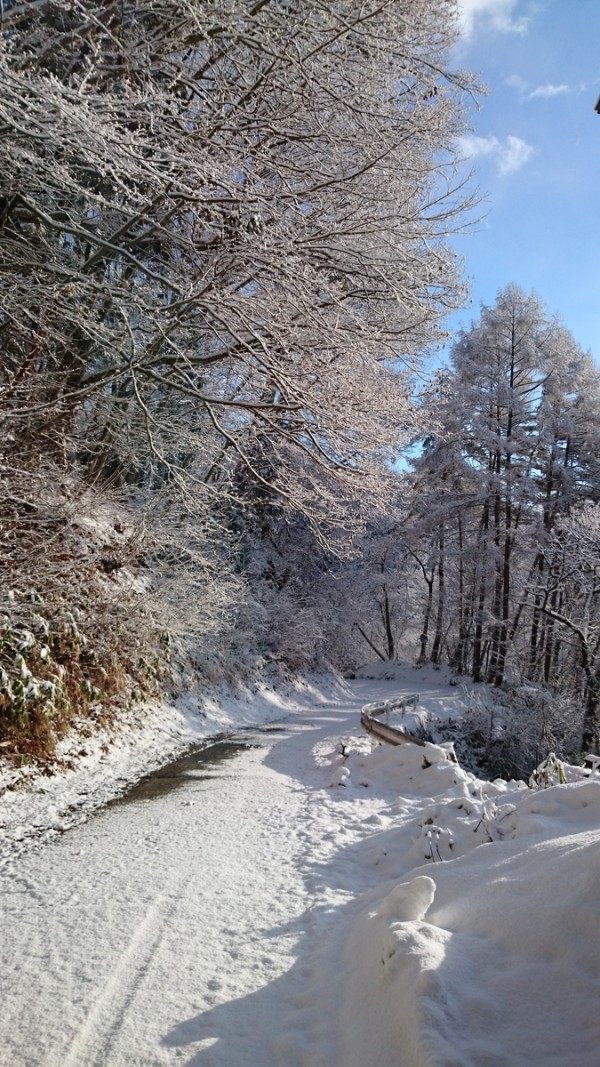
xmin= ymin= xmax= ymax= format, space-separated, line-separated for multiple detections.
xmin=306 ymin=720 xmax=600 ymax=1066
xmin=377 ymin=875 xmax=436 ymax=922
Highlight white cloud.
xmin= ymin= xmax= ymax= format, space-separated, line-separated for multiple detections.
xmin=458 ymin=133 xmax=534 ymax=174
xmin=506 ymin=74 xmax=529 ymax=93
xmin=458 ymin=0 xmax=530 ymax=39
xmin=528 ymin=83 xmax=570 ymax=99
xmin=506 ymin=76 xmax=571 ymax=101
xmin=459 ymin=134 xmax=499 ymax=162
xmin=500 ymin=134 xmax=535 ymax=172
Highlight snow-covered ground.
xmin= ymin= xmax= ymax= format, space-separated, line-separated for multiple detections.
xmin=0 ymin=673 xmax=341 ymax=860
xmin=1 ymin=663 xmax=599 ymax=1066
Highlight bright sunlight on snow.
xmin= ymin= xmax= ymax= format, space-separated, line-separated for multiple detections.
xmin=1 ymin=664 xmax=599 ymax=1066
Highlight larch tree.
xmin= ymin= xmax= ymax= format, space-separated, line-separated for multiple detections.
xmin=538 ymin=503 xmax=600 ymax=751
xmin=405 ymin=285 xmax=600 ymax=693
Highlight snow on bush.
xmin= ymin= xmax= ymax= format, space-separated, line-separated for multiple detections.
xmin=439 ymin=682 xmax=584 ymax=780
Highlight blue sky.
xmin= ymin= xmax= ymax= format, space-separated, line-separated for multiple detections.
xmin=443 ymin=0 xmax=600 ymax=361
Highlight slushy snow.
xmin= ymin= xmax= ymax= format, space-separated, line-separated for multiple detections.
xmin=1 ymin=664 xmax=599 ymax=1066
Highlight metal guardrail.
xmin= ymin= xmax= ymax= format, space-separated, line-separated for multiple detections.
xmin=361 ymin=693 xmax=420 ymax=722
xmin=360 ymin=693 xmax=426 ymax=748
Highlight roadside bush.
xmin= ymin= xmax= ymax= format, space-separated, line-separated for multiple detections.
xmin=0 ymin=471 xmax=176 ymax=763
xmin=439 ymin=684 xmax=583 ymax=781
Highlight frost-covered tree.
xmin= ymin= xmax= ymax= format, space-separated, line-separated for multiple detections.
xmin=448 ymin=285 xmax=551 ymax=683
xmin=406 ymin=429 xmax=477 ymax=668
xmin=0 ymin=0 xmax=482 ymax=754
xmin=405 ymin=286 xmax=600 ymax=692
xmin=538 ymin=504 xmax=600 ymax=750
xmin=345 ymin=507 xmax=418 ymax=665
xmin=0 ymin=0 xmax=477 ymax=522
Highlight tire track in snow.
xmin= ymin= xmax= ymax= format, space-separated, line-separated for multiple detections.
xmin=1 ymin=711 xmax=357 ymax=1066
xmin=61 ymin=888 xmax=177 ymax=1067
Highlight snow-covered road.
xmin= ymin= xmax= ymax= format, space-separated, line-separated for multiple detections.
xmin=1 ymin=721 xmax=318 ymax=1065
xmin=1 ymin=678 xmax=399 ymax=1067
xmin=3 ymin=666 xmax=600 ymax=1067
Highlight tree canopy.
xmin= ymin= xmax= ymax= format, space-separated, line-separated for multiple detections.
xmin=0 ymin=0 xmax=479 ymax=758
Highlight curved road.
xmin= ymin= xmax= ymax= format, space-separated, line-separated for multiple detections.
xmin=0 ymin=690 xmax=377 ymax=1067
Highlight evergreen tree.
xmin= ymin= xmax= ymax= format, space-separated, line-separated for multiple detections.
xmin=406 ymin=285 xmax=600 ymax=694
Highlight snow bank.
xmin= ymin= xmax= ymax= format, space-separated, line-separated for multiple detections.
xmin=313 ymin=734 xmax=600 ymax=1067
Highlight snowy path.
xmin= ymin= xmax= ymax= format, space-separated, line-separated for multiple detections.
xmin=1 ymin=731 xmax=309 ymax=1065
xmin=0 ymin=678 xmax=398 ymax=1067
xmin=4 ymin=667 xmax=600 ymax=1067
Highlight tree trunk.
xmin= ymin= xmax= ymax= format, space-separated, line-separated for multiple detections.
xmin=473 ymin=499 xmax=490 ymax=683
xmin=381 ymin=583 xmax=395 ymax=660
xmin=431 ymin=528 xmax=445 ymax=664
xmin=418 ymin=573 xmax=435 ymax=664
